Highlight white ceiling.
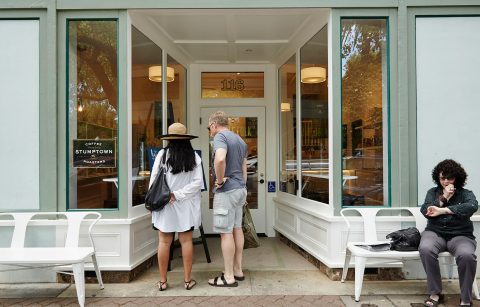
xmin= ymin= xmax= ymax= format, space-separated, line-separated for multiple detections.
xmin=130 ymin=9 xmax=329 ymax=64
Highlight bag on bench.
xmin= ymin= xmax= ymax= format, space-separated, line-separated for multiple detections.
xmin=386 ymin=227 xmax=421 ymax=251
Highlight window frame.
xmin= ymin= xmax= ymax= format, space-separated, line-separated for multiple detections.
xmin=336 ymin=11 xmax=395 ymax=210
xmin=58 ymin=10 xmax=126 ymax=218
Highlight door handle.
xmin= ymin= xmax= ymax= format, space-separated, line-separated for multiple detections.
xmin=259 ymin=179 xmax=265 ymax=184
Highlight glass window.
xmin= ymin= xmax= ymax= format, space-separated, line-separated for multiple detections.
xmin=201 ymin=72 xmax=264 ymax=98
xmin=341 ymin=18 xmax=389 ymax=206
xmin=131 ymin=26 xmax=163 ymax=206
xmin=300 ymin=25 xmax=329 ymax=204
xmin=279 ymin=56 xmax=297 ymax=195
xmin=208 ymin=117 xmax=259 ymax=209
xmin=167 ymin=55 xmax=187 ymax=125
xmin=67 ymin=20 xmax=118 ymax=209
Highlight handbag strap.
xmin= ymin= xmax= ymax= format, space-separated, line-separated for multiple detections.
xmin=159 ymin=149 xmax=168 ymax=171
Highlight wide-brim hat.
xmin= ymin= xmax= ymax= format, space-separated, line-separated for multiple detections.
xmin=158 ymin=123 xmax=198 ymax=140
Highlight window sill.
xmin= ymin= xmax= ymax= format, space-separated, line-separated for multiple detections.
xmin=273 ymin=192 xmax=338 ymax=222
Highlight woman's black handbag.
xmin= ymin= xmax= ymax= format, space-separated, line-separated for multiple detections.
xmin=386 ymin=227 xmax=421 ymax=251
xmin=145 ymin=152 xmax=170 ymax=211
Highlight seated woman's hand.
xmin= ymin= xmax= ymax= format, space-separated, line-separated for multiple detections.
xmin=426 ymin=205 xmax=449 ymax=217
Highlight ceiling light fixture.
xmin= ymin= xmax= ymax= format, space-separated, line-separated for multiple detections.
xmin=148 ymin=66 xmax=175 ymax=82
xmin=301 ymin=66 xmax=327 ymax=83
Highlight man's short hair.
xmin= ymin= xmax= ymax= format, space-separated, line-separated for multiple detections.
xmin=209 ymin=111 xmax=229 ymax=127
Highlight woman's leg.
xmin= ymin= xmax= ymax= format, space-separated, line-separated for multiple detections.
xmin=157 ymin=231 xmax=174 ymax=287
xmin=447 ymin=236 xmax=477 ymax=304
xmin=178 ymin=229 xmax=194 ymax=283
xmin=418 ymin=231 xmax=447 ymax=298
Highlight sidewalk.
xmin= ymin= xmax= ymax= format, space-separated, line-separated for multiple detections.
xmin=0 ymin=238 xmax=475 ymax=306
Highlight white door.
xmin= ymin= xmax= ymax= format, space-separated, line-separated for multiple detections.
xmin=200 ymin=107 xmax=266 ymax=234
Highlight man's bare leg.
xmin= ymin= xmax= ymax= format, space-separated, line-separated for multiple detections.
xmin=232 ymin=227 xmax=244 ymax=277
xmin=208 ymin=232 xmax=236 ymax=284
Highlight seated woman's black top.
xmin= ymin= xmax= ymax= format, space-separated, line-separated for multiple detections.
xmin=421 ymin=187 xmax=478 ymax=240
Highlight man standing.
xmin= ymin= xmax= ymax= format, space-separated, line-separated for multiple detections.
xmin=207 ymin=111 xmax=248 ymax=287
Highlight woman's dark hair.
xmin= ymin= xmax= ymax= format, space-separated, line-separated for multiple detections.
xmin=431 ymin=159 xmax=467 ymax=188
xmin=163 ymin=140 xmax=196 ymax=174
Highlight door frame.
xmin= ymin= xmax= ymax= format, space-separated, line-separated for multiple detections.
xmin=200 ymin=107 xmax=266 ymax=234
xmin=188 ymin=63 xmax=278 ymax=237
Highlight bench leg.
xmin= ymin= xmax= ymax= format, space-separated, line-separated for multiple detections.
xmin=354 ymin=256 xmax=366 ymax=302
xmin=72 ymin=262 xmax=86 ymax=307
xmin=473 ymin=278 xmax=480 ymax=300
xmin=92 ymin=254 xmax=104 ymax=289
xmin=448 ymin=255 xmax=454 ymax=280
xmin=341 ymin=249 xmax=351 ymax=282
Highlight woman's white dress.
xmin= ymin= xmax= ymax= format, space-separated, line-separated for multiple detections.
xmin=149 ymin=149 xmax=204 ymax=232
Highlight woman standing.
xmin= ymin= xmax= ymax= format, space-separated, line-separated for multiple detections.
xmin=149 ymin=123 xmax=203 ymax=291
xmin=419 ymin=159 xmax=478 ymax=307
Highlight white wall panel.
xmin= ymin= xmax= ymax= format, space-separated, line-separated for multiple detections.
xmin=416 ymin=17 xmax=480 ymax=201
xmin=0 ymin=20 xmax=40 ymax=210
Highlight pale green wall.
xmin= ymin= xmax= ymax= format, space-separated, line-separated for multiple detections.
xmin=2 ymin=0 xmax=479 ymax=216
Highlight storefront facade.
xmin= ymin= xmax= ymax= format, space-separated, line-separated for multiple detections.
xmin=1 ymin=0 xmax=480 ymax=282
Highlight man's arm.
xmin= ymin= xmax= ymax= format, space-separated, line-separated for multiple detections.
xmin=214 ymin=148 xmax=227 ymax=186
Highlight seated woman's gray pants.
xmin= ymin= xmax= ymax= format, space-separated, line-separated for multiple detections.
xmin=419 ymin=230 xmax=477 ymax=303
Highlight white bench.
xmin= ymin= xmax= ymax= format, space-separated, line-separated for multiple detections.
xmin=0 ymin=212 xmax=104 ymax=307
xmin=340 ymin=207 xmax=480 ymax=302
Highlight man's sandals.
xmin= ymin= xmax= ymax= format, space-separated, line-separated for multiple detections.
xmin=208 ymin=275 xmax=238 ymax=287
xmin=221 ymin=272 xmax=245 ymax=281
xmin=184 ymin=279 xmax=197 ymax=290
xmin=424 ymin=294 xmax=444 ymax=307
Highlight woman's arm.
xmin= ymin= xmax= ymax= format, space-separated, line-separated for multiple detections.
xmin=420 ymin=188 xmax=439 ymax=219
xmin=445 ymin=190 xmax=478 ymax=218
xmin=172 ymin=154 xmax=203 ymax=201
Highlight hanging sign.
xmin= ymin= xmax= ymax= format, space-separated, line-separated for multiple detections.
xmin=73 ymin=139 xmax=116 ymax=168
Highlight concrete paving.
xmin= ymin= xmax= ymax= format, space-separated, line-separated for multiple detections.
xmin=0 ymin=238 xmax=478 ymax=306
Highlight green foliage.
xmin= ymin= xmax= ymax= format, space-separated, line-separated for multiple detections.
xmin=341 ymin=21 xmax=387 ymax=123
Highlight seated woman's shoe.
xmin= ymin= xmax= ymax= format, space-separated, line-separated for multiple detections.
xmin=424 ymin=294 xmax=444 ymax=307
xmin=156 ymin=280 xmax=168 ymax=291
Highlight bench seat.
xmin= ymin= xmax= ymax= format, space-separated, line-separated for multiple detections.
xmin=0 ymin=212 xmax=103 ymax=307
xmin=0 ymin=247 xmax=94 ymax=264
xmin=340 ymin=207 xmax=480 ymax=302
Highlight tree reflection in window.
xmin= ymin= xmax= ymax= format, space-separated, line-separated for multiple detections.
xmin=68 ymin=20 xmax=118 ymax=210
xmin=341 ymin=19 xmax=388 ymax=206
xmin=71 ymin=20 xmax=118 ymax=136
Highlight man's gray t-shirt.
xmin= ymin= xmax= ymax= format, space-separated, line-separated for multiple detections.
xmin=212 ymin=130 xmax=248 ymax=193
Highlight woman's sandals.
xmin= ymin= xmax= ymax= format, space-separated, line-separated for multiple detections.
xmin=424 ymin=294 xmax=444 ymax=307
xmin=156 ymin=280 xmax=168 ymax=291
xmin=184 ymin=279 xmax=197 ymax=290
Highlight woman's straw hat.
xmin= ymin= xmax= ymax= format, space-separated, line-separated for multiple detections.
xmin=158 ymin=123 xmax=198 ymax=140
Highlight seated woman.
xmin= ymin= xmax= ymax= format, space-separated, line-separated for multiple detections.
xmin=419 ymin=159 xmax=478 ymax=307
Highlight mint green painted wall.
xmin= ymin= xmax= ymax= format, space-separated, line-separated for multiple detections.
xmin=2 ymin=0 xmax=480 ymax=216
xmin=0 ymin=5 xmax=57 ymax=212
